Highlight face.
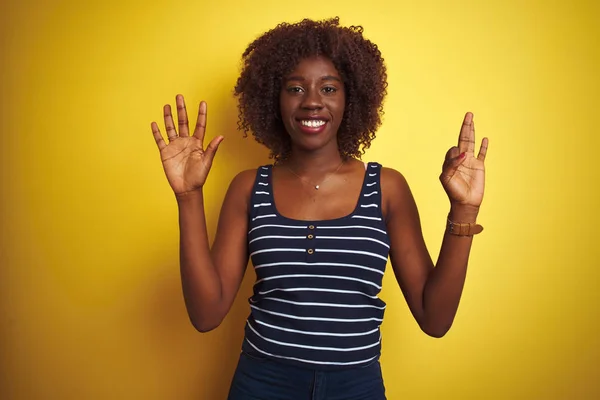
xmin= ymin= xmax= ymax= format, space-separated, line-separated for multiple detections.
xmin=279 ymin=56 xmax=345 ymax=154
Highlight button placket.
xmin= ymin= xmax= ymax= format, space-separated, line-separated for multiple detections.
xmin=306 ymin=224 xmax=316 ymax=258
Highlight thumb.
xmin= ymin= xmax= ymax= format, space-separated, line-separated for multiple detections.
xmin=205 ymin=135 xmax=224 ymax=161
xmin=440 ymin=146 xmax=466 ymax=183
xmin=442 ymin=146 xmax=466 ymax=170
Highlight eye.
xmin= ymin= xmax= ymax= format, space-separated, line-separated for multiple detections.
xmin=322 ymin=86 xmax=337 ymax=94
xmin=286 ymin=86 xmax=304 ymax=94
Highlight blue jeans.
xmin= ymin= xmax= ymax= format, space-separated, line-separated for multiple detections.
xmin=227 ymin=352 xmax=387 ymax=400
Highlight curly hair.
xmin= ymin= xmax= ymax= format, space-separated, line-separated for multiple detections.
xmin=233 ymin=17 xmax=387 ymax=162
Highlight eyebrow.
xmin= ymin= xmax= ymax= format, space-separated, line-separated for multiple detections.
xmin=285 ymin=75 xmax=342 ymax=83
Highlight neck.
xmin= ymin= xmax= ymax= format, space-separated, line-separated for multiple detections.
xmin=284 ymin=147 xmax=344 ymax=175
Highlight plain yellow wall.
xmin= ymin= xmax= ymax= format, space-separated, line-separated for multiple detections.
xmin=1 ymin=0 xmax=598 ymax=399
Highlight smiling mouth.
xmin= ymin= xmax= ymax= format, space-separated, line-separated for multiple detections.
xmin=299 ymin=119 xmax=327 ymax=127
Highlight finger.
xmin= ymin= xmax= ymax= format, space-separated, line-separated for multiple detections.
xmin=440 ymin=151 xmax=466 ymax=184
xmin=477 ymin=137 xmax=489 ymax=161
xmin=151 ymin=122 xmax=167 ymax=151
xmin=446 ymin=150 xmax=466 ymax=171
xmin=193 ymin=101 xmax=208 ymax=143
xmin=442 ymin=146 xmax=460 ymax=169
xmin=204 ymin=135 xmax=224 ymax=161
xmin=176 ymin=94 xmax=190 ymax=137
xmin=163 ymin=104 xmax=178 ymax=142
xmin=458 ymin=112 xmax=475 ymax=154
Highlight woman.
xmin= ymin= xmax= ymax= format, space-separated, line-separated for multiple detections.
xmin=150 ymin=17 xmax=488 ymax=400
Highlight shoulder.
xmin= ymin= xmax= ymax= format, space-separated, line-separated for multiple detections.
xmin=219 ymin=166 xmax=269 ymax=216
xmin=227 ymin=167 xmax=263 ymax=194
xmin=230 ymin=167 xmax=260 ymax=186
xmin=378 ymin=165 xmax=415 ymax=220
xmin=380 ymin=166 xmax=411 ymax=195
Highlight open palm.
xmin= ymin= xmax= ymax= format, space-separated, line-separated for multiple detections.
xmin=151 ymin=95 xmax=223 ymax=196
xmin=440 ymin=112 xmax=489 ymax=208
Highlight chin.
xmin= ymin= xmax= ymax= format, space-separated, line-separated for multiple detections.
xmin=289 ymin=133 xmax=331 ymax=149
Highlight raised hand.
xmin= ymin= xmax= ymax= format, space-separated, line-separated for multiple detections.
xmin=439 ymin=112 xmax=489 ymax=208
xmin=151 ymin=95 xmax=224 ymax=196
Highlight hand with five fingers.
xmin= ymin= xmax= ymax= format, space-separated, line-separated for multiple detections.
xmin=439 ymin=112 xmax=489 ymax=209
xmin=151 ymin=95 xmax=224 ymax=196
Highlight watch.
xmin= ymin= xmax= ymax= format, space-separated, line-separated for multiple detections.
xmin=446 ymin=218 xmax=484 ymax=236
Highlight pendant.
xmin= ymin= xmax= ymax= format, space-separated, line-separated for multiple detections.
xmin=315 ymin=185 xmax=320 ymax=190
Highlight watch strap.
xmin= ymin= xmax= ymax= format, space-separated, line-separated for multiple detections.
xmin=446 ymin=218 xmax=484 ymax=236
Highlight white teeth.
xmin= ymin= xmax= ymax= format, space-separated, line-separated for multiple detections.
xmin=300 ymin=120 xmax=326 ymax=127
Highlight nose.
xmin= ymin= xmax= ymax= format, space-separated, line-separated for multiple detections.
xmin=300 ymin=88 xmax=323 ymax=110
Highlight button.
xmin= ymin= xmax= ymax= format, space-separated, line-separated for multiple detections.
xmin=308 ymin=225 xmax=315 ymax=230
xmin=307 ymin=249 xmax=314 ymax=255
xmin=307 ymin=234 xmax=314 ymax=239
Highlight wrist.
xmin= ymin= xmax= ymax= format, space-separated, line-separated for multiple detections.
xmin=175 ymin=188 xmax=204 ymax=203
xmin=448 ymin=204 xmax=480 ymax=223
xmin=446 ymin=204 xmax=483 ymax=237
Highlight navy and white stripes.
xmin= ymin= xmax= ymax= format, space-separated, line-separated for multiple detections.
xmin=242 ymin=162 xmax=390 ymax=369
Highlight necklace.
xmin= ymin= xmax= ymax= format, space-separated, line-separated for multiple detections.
xmin=285 ymin=160 xmax=345 ymax=190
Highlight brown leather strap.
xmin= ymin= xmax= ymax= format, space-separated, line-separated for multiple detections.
xmin=446 ymin=218 xmax=484 ymax=236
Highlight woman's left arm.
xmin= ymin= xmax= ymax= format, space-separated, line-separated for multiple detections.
xmin=383 ymin=112 xmax=488 ymax=338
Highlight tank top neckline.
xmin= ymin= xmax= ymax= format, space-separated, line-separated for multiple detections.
xmin=261 ymin=162 xmax=377 ymax=224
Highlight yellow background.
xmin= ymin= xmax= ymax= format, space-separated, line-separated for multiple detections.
xmin=1 ymin=0 xmax=598 ymax=399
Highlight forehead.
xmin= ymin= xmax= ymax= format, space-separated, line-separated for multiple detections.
xmin=285 ymin=56 xmax=341 ymax=79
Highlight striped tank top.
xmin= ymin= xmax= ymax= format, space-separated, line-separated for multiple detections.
xmin=241 ymin=162 xmax=390 ymax=370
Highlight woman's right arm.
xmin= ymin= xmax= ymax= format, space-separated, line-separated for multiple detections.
xmin=151 ymin=94 xmax=252 ymax=332
xmin=177 ymin=170 xmax=254 ymax=332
